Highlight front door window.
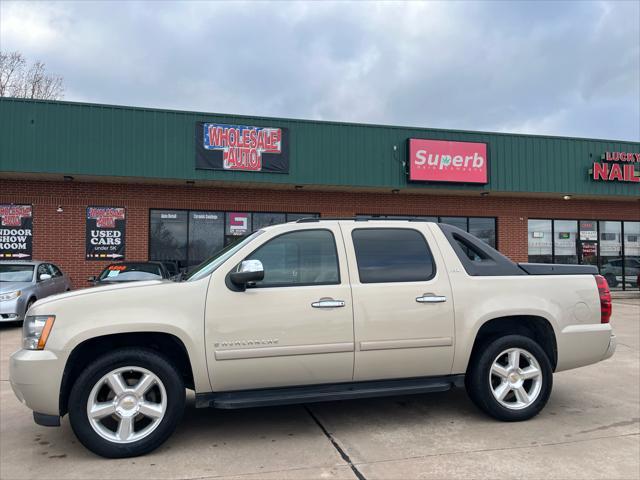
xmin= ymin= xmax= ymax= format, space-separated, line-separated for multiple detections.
xmin=244 ymin=229 xmax=339 ymax=287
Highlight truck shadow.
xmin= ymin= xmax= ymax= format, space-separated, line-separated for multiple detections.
xmin=173 ymin=387 xmax=484 ymax=442
xmin=36 ymin=388 xmax=481 ymax=460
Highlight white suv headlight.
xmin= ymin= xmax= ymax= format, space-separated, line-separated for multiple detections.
xmin=23 ymin=315 xmax=56 ymax=350
xmin=0 ymin=290 xmax=21 ymax=302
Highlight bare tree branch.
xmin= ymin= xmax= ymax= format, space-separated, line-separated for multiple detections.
xmin=0 ymin=51 xmax=26 ymax=97
xmin=0 ymin=50 xmax=64 ymax=100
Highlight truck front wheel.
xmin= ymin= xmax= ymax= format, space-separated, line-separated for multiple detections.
xmin=466 ymin=335 xmax=553 ymax=421
xmin=68 ymin=347 xmax=185 ymax=458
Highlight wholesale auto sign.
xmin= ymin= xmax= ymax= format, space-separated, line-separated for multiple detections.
xmin=408 ymin=139 xmax=488 ymax=184
xmin=86 ymin=207 xmax=126 ymax=260
xmin=196 ymin=122 xmax=289 ymax=173
xmin=0 ymin=204 xmax=33 ymax=259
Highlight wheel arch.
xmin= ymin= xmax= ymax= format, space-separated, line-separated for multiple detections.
xmin=59 ymin=331 xmax=194 ymax=416
xmin=466 ymin=315 xmax=558 ymax=372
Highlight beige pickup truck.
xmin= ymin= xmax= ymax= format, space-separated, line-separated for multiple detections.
xmin=10 ymin=218 xmax=616 ymax=458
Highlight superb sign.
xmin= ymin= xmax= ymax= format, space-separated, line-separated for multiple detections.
xmin=196 ymin=122 xmax=289 ymax=173
xmin=409 ymin=139 xmax=488 ymax=184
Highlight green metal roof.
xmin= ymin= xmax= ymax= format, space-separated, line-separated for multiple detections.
xmin=1 ymin=98 xmax=638 ymax=198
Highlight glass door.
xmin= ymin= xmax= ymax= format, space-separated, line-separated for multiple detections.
xmin=578 ymin=220 xmax=598 ymax=268
xmin=578 ymin=241 xmax=598 ymax=267
xmin=599 ymin=221 xmax=623 ymax=290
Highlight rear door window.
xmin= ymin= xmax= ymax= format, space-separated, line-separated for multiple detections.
xmin=351 ymin=228 xmax=435 ymax=283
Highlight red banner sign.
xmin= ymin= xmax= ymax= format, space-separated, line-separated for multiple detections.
xmin=0 ymin=204 xmax=33 ymax=259
xmin=0 ymin=205 xmax=31 ymax=227
xmin=196 ymin=123 xmax=289 ymax=173
xmin=409 ymin=139 xmax=488 ymax=184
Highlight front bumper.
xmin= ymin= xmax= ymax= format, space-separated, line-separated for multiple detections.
xmin=9 ymin=349 xmax=64 ymax=416
xmin=0 ymin=296 xmax=27 ymax=322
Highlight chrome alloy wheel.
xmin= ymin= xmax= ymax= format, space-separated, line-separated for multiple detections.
xmin=489 ymin=348 xmax=542 ymax=410
xmin=86 ymin=366 xmax=167 ymax=444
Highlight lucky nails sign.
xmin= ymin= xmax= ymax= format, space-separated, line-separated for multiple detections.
xmin=86 ymin=207 xmax=126 ymax=260
xmin=195 ymin=122 xmax=289 ymax=173
xmin=591 ymin=151 xmax=640 ymax=183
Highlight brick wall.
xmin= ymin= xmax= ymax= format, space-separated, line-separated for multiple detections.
xmin=1 ymin=178 xmax=637 ymax=288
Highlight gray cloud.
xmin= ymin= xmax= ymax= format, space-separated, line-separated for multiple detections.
xmin=1 ymin=0 xmax=638 ymax=141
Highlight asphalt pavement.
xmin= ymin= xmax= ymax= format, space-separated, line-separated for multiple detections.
xmin=1 ymin=300 xmax=638 ymax=480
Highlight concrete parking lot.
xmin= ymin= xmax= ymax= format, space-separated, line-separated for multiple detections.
xmin=1 ymin=300 xmax=638 ymax=480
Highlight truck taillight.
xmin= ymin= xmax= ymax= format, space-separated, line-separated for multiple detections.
xmin=595 ymin=275 xmax=612 ymax=324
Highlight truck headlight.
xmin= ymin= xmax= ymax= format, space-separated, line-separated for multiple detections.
xmin=0 ymin=290 xmax=21 ymax=302
xmin=23 ymin=315 xmax=55 ymax=350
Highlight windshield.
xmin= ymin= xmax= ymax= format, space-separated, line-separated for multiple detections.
xmin=98 ymin=263 xmax=163 ymax=281
xmin=186 ymin=230 xmax=264 ymax=281
xmin=0 ymin=264 xmax=34 ymax=282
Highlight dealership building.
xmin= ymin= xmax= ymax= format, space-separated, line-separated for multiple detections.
xmin=0 ymin=98 xmax=638 ymax=290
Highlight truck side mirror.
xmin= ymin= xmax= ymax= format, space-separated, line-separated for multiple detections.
xmin=87 ymin=276 xmax=96 ymax=283
xmin=229 ymin=260 xmax=264 ymax=290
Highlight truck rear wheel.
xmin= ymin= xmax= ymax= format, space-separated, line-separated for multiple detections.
xmin=68 ymin=348 xmax=185 ymax=458
xmin=466 ymin=334 xmax=552 ymax=421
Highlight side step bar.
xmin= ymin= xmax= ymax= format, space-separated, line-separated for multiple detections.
xmin=196 ymin=375 xmax=465 ymax=409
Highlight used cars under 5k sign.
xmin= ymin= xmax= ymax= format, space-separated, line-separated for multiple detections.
xmin=9 ymin=219 xmax=616 ymax=458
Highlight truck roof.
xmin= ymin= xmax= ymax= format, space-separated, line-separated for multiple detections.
xmin=293 ymin=216 xmax=439 ymax=224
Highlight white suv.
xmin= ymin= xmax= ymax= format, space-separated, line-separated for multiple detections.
xmin=10 ymin=218 xmax=616 ymax=457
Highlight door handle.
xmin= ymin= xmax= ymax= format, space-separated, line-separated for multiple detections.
xmin=416 ymin=294 xmax=447 ymax=304
xmin=311 ymin=298 xmax=346 ymax=308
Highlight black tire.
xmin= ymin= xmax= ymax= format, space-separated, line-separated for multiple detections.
xmin=18 ymin=298 xmax=36 ymax=326
xmin=465 ymin=335 xmax=552 ymax=422
xmin=68 ymin=347 xmax=185 ymax=458
xmin=26 ymin=298 xmax=36 ymax=311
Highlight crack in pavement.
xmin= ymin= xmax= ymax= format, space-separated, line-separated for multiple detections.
xmin=349 ymin=432 xmax=640 ymax=468
xmin=162 ymin=463 xmax=355 ymax=480
xmin=576 ymin=418 xmax=640 ymax=435
xmin=305 ymin=405 xmax=367 ymax=480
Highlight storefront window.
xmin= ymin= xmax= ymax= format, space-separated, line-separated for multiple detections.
xmin=440 ymin=217 xmax=467 ymax=231
xmin=360 ymin=215 xmax=495 ymax=247
xmin=528 ymin=219 xmax=552 ymax=263
xmin=599 ymin=221 xmax=622 ymax=290
xmin=149 ymin=210 xmax=188 ymax=268
xmin=188 ymin=211 xmax=223 ymax=267
xmin=526 ymin=218 xmax=638 ymax=290
xmin=253 ymin=213 xmax=286 ymax=231
xmin=225 ymin=212 xmax=252 ymax=239
xmin=286 ymin=213 xmax=319 ymax=222
xmin=469 ymin=217 xmax=496 ymax=248
xmin=553 ymin=220 xmax=578 ymax=264
xmin=150 ymin=210 xmax=319 ymax=270
xmin=623 ymin=221 xmax=639 ymax=289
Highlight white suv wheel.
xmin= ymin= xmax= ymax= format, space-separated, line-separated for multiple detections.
xmin=489 ymin=347 xmax=543 ymax=410
xmin=87 ymin=366 xmax=167 ymax=444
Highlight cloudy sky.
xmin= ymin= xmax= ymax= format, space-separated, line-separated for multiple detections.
xmin=1 ymin=1 xmax=639 ymax=141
